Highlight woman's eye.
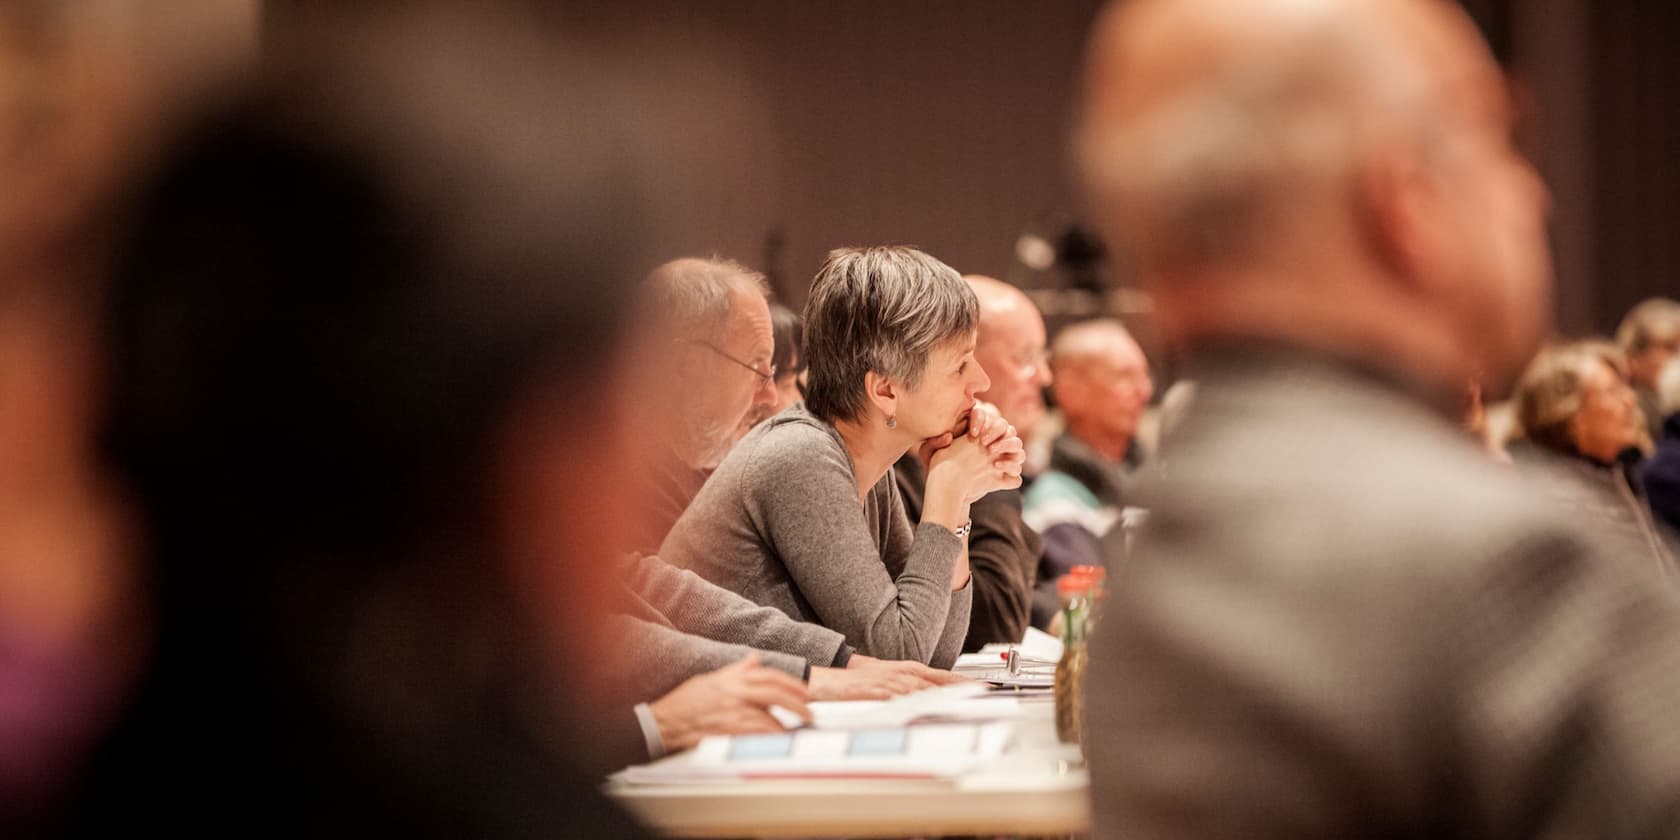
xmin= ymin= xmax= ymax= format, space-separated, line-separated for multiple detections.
xmin=958 ymin=362 xmax=968 ymax=375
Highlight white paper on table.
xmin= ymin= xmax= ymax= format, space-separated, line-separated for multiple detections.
xmin=808 ymin=695 xmax=1020 ymax=729
xmin=804 ymin=681 xmax=990 ymax=728
xmin=961 ymin=627 xmax=1064 ymax=665
xmin=1017 ymin=626 xmax=1064 ymax=661
xmin=953 ymin=626 xmax=1064 ymax=687
xmin=614 ymin=721 xmax=1017 ymax=784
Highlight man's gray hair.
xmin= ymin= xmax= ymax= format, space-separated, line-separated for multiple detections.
xmin=1660 ymin=355 xmax=1680 ymax=418
xmin=1616 ymin=297 xmax=1680 ymax=355
xmin=645 ymin=256 xmax=770 ymax=340
xmin=802 ymin=246 xmax=977 ymax=423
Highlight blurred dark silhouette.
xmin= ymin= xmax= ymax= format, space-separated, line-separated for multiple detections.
xmin=61 ymin=7 xmax=658 ymax=835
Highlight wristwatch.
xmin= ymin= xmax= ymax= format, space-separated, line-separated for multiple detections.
xmin=953 ymin=518 xmax=973 ymax=538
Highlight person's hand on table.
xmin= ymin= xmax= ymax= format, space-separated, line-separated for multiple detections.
xmin=808 ymin=665 xmax=912 ymax=701
xmin=810 ymin=654 xmax=971 ymax=700
xmin=847 ymin=653 xmax=969 ymax=683
xmin=853 ymin=651 xmax=974 ymax=685
xmin=647 ymin=655 xmax=811 ymax=752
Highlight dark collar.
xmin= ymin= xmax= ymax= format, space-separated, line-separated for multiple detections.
xmin=1049 ymin=433 xmax=1128 ymax=507
xmin=1176 ymin=339 xmax=1466 ymax=419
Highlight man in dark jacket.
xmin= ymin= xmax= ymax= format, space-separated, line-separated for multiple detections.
xmin=895 ymin=275 xmax=1047 ymax=650
xmin=1642 ymin=358 xmax=1680 ymax=534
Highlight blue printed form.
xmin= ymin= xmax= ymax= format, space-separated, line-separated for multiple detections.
xmin=846 ymin=729 xmax=908 ymax=757
xmin=727 ymin=733 xmax=795 ymax=761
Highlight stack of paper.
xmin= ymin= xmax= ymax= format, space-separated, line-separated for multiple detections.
xmin=952 ymin=627 xmax=1063 ymax=687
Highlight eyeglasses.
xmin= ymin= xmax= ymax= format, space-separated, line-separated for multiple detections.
xmin=1012 ymin=347 xmax=1051 ymax=379
xmin=684 ymin=339 xmax=776 ymax=386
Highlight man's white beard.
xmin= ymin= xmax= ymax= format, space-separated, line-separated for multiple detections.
xmin=687 ymin=416 xmax=736 ymax=470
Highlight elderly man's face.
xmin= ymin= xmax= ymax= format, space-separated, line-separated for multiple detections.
xmin=687 ymin=286 xmax=775 ymax=467
xmin=974 ymin=300 xmax=1051 ymax=438
xmin=1061 ymin=330 xmax=1155 ymax=446
xmin=1630 ymin=334 xmax=1680 ymax=391
xmin=1062 ymin=336 xmax=1154 ymax=444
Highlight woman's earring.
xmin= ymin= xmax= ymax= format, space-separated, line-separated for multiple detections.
xmin=886 ymin=415 xmax=897 ymax=429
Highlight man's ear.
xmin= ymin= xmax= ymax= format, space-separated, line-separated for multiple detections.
xmin=1357 ymin=145 xmax=1448 ymax=294
xmin=863 ymin=370 xmax=898 ymax=422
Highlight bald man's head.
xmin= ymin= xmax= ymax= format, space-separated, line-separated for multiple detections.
xmin=1078 ymin=0 xmax=1550 ymax=396
xmin=964 ymin=275 xmax=1052 ymax=434
xmin=1081 ymin=0 xmax=1448 ymax=272
xmin=1050 ymin=319 xmax=1154 ymax=460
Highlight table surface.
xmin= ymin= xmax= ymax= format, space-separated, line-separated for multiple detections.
xmin=605 ymin=695 xmax=1091 ymax=838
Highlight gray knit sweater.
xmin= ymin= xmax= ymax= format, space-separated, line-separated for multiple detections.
xmin=659 ymin=404 xmax=972 ymax=667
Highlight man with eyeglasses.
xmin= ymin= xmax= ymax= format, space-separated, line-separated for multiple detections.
xmin=1617 ymin=297 xmax=1680 ymax=444
xmin=633 ymin=256 xmax=779 ymax=553
xmin=965 ymin=275 xmax=1055 ymax=455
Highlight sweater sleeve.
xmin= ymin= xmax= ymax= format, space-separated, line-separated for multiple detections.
xmin=881 ymin=473 xmax=971 ymax=667
xmin=894 ymin=456 xmax=1032 ymax=655
xmin=745 ymin=425 xmax=963 ymax=665
xmin=618 ymin=553 xmax=849 ymax=667
xmin=596 ymin=614 xmax=807 ymax=703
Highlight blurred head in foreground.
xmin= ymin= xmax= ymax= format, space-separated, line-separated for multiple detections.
xmin=82 ymin=7 xmax=656 ymax=834
xmin=0 ymin=4 xmax=147 ymax=826
xmin=1079 ymin=0 xmax=1551 ymax=399
xmin=1073 ymin=6 xmax=1680 ymax=840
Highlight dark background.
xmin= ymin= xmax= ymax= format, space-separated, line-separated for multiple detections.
xmin=268 ymin=1 xmax=1678 ymax=336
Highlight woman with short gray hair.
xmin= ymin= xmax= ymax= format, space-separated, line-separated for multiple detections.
xmin=660 ymin=246 xmax=1025 ymax=666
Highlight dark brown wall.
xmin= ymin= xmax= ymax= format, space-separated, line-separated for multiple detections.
xmin=534 ymin=0 xmax=1106 ymax=302
xmin=268 ymin=1 xmax=1674 ymax=328
xmin=1590 ymin=1 xmax=1680 ymax=332
xmin=1502 ymin=0 xmax=1679 ymax=335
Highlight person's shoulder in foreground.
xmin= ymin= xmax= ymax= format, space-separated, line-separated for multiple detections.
xmin=1089 ymin=348 xmax=1680 ymax=838
xmin=1074 ymin=0 xmax=1680 ymax=833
